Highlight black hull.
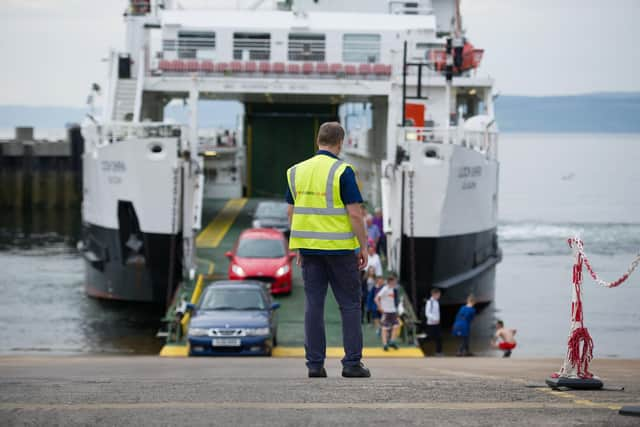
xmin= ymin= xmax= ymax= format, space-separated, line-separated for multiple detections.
xmin=80 ymin=223 xmax=182 ymax=305
xmin=400 ymin=228 xmax=500 ymax=326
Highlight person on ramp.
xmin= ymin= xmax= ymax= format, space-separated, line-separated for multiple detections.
xmin=286 ymin=121 xmax=371 ymax=378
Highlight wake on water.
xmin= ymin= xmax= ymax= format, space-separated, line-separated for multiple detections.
xmin=498 ymin=221 xmax=640 ymax=256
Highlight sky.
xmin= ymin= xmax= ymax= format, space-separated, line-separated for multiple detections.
xmin=0 ymin=0 xmax=638 ymax=107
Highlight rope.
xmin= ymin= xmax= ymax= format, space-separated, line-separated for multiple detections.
xmin=568 ymin=237 xmax=640 ymax=288
xmin=553 ymin=237 xmax=638 ymax=380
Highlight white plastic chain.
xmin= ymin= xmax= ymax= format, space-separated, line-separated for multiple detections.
xmin=570 ymin=237 xmax=640 ymax=288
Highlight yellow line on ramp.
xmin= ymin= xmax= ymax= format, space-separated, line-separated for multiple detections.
xmin=273 ymin=347 xmax=424 ymax=358
xmin=196 ymin=198 xmax=247 ymax=248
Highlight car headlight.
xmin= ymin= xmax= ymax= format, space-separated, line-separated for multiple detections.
xmin=275 ymin=264 xmax=290 ymax=276
xmin=244 ymin=327 xmax=270 ymax=336
xmin=252 ymin=220 xmax=261 ymax=228
xmin=188 ymin=328 xmax=209 ymax=336
xmin=231 ymin=264 xmax=245 ymax=276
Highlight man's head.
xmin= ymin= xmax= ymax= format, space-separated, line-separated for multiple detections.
xmin=316 ymin=121 xmax=345 ymax=154
xmin=367 ymin=245 xmax=376 ymax=255
xmin=366 ymin=215 xmax=373 ymax=226
xmin=496 ymin=320 xmax=504 ymax=329
xmin=374 ymin=207 xmax=382 ymax=218
xmin=375 ymin=275 xmax=384 ymax=286
xmin=387 ymin=273 xmax=397 ymax=287
xmin=467 ymin=294 xmax=476 ymax=306
xmin=431 ymin=288 xmax=441 ymax=300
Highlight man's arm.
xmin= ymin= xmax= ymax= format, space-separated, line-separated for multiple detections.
xmin=346 ymin=203 xmax=368 ymax=269
xmin=374 ymin=292 xmax=383 ymax=313
xmin=287 ymin=204 xmax=294 ymax=226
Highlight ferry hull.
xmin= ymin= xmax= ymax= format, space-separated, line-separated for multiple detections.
xmin=399 ymin=228 xmax=500 ymax=326
xmin=82 ymin=223 xmax=181 ymax=305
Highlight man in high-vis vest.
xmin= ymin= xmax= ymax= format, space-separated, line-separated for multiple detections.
xmin=286 ymin=122 xmax=370 ymax=378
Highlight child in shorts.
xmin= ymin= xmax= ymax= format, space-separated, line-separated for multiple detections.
xmin=375 ymin=273 xmax=401 ymax=351
xmin=491 ymin=320 xmax=517 ymax=357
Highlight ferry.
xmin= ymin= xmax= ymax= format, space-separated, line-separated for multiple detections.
xmin=78 ymin=0 xmax=501 ymax=322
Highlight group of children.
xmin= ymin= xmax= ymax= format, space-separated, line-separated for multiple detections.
xmin=424 ymin=290 xmax=518 ymax=358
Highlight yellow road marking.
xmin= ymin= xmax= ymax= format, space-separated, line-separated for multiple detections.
xmin=196 ymin=198 xmax=247 ymax=248
xmin=2 ymin=401 xmax=634 ymax=412
xmin=536 ymin=386 xmax=623 ymax=411
xmin=158 ymin=345 xmax=189 ymax=357
xmin=196 ymin=257 xmax=215 ymax=276
xmin=273 ymin=347 xmax=424 ymax=358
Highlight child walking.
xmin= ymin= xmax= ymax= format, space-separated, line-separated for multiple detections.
xmin=452 ymin=295 xmax=476 ymax=357
xmin=375 ymin=274 xmax=401 ymax=351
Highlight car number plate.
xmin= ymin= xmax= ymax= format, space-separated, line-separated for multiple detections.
xmin=212 ymin=338 xmax=241 ymax=347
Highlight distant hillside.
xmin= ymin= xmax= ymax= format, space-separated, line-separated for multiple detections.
xmin=1 ymin=92 xmax=639 ymax=133
xmin=0 ymin=106 xmax=87 ymax=129
xmin=495 ymin=93 xmax=640 ymax=133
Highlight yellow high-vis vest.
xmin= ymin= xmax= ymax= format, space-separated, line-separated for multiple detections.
xmin=287 ymin=154 xmax=359 ymax=251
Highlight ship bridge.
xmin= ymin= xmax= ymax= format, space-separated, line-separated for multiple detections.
xmin=108 ymin=3 xmax=494 ymax=200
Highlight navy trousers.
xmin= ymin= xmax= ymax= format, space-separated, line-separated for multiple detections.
xmin=301 ymin=254 xmax=363 ymax=368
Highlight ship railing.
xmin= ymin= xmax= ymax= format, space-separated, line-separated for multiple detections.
xmin=148 ymin=57 xmax=394 ymax=79
xmin=401 ymin=127 xmax=498 ymax=159
xmin=93 ymin=122 xmax=185 ymax=144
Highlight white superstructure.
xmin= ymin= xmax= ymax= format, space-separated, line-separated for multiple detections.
xmin=82 ymin=0 xmax=501 ymax=311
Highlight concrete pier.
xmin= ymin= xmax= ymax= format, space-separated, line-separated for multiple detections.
xmin=0 ymin=127 xmax=82 ymax=211
xmin=1 ymin=357 xmax=638 ymax=426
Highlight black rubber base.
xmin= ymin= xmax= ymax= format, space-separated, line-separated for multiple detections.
xmin=545 ymin=376 xmax=604 ymax=390
xmin=619 ymin=406 xmax=640 ymax=417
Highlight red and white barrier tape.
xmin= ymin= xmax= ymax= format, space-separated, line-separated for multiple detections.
xmin=568 ymin=237 xmax=640 ymax=288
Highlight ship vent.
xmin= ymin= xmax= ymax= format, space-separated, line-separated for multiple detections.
xmin=288 ymin=33 xmax=325 ymax=61
xmin=233 ymin=33 xmax=271 ymax=61
xmin=164 ymin=31 xmax=216 ymax=59
xmin=343 ymin=34 xmax=381 ymax=63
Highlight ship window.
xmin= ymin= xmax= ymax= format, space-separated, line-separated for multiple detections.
xmin=343 ymin=34 xmax=381 ymax=63
xmin=163 ymin=31 xmax=216 ymax=59
xmin=233 ymin=33 xmax=271 ymax=61
xmin=415 ymin=42 xmax=442 ymax=62
xmin=288 ymin=33 xmax=325 ymax=61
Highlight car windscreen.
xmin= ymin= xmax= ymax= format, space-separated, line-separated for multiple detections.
xmin=255 ymin=202 xmax=288 ymax=219
xmin=236 ymin=238 xmax=285 ymax=258
xmin=200 ymin=288 xmax=266 ymax=311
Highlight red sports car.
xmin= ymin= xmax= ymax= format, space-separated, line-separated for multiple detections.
xmin=226 ymin=228 xmax=294 ymax=295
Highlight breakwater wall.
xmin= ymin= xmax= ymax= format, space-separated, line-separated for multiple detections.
xmin=0 ymin=127 xmax=83 ymax=210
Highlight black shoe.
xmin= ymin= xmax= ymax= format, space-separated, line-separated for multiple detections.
xmin=308 ymin=367 xmax=327 ymax=378
xmin=503 ymin=350 xmax=512 ymax=358
xmin=389 ymin=341 xmax=399 ymax=350
xmin=342 ymin=363 xmax=371 ymax=378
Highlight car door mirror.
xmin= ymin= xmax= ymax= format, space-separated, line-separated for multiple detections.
xmin=225 ymin=251 xmax=233 ymax=259
xmin=289 ymin=251 xmax=296 ymax=260
xmin=271 ymin=302 xmax=281 ymax=310
xmin=185 ymin=303 xmax=196 ymax=313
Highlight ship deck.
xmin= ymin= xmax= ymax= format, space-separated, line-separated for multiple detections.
xmin=161 ymin=198 xmax=423 ymax=358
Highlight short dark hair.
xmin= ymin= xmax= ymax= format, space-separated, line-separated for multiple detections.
xmin=496 ymin=320 xmax=504 ymax=327
xmin=431 ymin=288 xmax=441 ymax=295
xmin=316 ymin=122 xmax=345 ymax=147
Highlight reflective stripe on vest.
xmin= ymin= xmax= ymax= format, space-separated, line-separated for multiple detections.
xmin=290 ymin=230 xmax=355 ymax=240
